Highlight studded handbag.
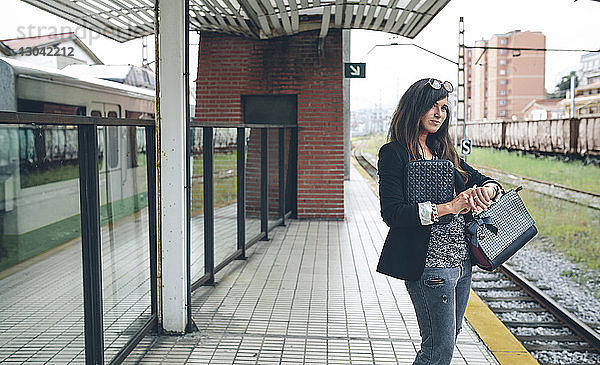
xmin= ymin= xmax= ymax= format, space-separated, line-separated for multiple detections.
xmin=406 ymin=159 xmax=455 ymax=223
xmin=467 ymin=186 xmax=537 ymax=271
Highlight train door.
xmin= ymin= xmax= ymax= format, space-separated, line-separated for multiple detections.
xmin=90 ymin=103 xmax=124 ymax=222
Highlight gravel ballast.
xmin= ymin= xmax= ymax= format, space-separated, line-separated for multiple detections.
xmin=506 ymin=238 xmax=600 ymax=330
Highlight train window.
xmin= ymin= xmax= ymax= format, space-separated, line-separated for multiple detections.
xmin=107 ymin=111 xmax=118 ymax=118
xmin=107 ymin=127 xmax=119 ymax=168
xmin=91 ymin=110 xmax=102 ymax=117
xmin=17 ymin=99 xmax=83 ymax=115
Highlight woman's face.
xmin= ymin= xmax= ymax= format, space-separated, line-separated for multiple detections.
xmin=419 ymin=96 xmax=448 ymax=135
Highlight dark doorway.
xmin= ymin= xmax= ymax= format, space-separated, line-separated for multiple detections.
xmin=242 ymin=95 xmax=297 ymax=218
xmin=242 ymin=95 xmax=297 ymax=125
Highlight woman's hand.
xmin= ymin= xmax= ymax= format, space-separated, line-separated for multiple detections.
xmin=446 ymin=188 xmax=477 ymax=215
xmin=470 ymin=185 xmax=496 ymax=213
xmin=437 ymin=185 xmax=497 ymax=217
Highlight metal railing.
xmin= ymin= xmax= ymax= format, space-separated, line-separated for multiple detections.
xmin=0 ymin=111 xmax=298 ymax=364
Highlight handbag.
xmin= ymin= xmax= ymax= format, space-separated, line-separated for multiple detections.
xmin=407 ymin=159 xmax=455 ymax=223
xmin=467 ymin=186 xmax=537 ymax=271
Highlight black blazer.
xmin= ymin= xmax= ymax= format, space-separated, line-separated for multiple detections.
xmin=375 ymin=141 xmax=499 ymax=281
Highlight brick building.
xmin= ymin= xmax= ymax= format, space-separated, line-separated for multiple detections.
xmin=195 ymin=31 xmax=344 ymax=219
xmin=467 ymin=30 xmax=546 ymax=120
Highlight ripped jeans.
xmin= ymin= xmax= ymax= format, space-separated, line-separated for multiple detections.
xmin=405 ymin=259 xmax=472 ymax=365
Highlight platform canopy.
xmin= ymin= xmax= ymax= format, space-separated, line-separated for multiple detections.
xmin=22 ymin=0 xmax=450 ymax=42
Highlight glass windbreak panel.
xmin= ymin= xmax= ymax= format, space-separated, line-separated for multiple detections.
xmin=99 ymin=126 xmax=151 ymax=362
xmin=245 ymin=128 xmax=261 ymax=242
xmin=268 ymin=129 xmax=280 ymax=228
xmin=213 ymin=128 xmax=238 ymax=266
xmin=0 ymin=124 xmax=85 ymax=363
xmin=190 ymin=127 xmax=204 ymax=282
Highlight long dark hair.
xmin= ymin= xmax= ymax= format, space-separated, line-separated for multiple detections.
xmin=387 ymin=78 xmax=468 ymax=180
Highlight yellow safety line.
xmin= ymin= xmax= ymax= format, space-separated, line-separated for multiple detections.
xmin=465 ymin=289 xmax=539 ymax=364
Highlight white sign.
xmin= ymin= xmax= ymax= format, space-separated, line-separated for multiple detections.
xmin=460 ymin=138 xmax=472 ymax=156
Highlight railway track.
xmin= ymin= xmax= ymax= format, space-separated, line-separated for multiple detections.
xmin=472 ymin=266 xmax=600 ymax=365
xmin=354 ymin=147 xmax=600 ymax=365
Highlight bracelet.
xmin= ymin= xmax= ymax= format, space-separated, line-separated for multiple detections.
xmin=431 ymin=203 xmax=439 ymax=223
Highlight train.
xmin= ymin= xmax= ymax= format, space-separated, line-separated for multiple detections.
xmin=450 ymin=117 xmax=600 ymax=159
xmin=0 ymin=57 xmax=155 ymax=271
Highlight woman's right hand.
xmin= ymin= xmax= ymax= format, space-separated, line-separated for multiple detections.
xmin=437 ymin=188 xmax=491 ymax=217
xmin=448 ymin=188 xmax=478 ymax=215
xmin=437 ymin=189 xmax=475 ymax=217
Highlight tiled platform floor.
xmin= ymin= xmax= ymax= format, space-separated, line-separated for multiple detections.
xmin=125 ymin=164 xmax=499 ymax=364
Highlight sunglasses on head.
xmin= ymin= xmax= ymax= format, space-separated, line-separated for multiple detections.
xmin=428 ymin=78 xmax=454 ymax=93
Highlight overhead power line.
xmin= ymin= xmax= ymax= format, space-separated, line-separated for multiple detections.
xmin=466 ymin=46 xmax=600 ymax=53
xmin=362 ymin=43 xmax=458 ymax=65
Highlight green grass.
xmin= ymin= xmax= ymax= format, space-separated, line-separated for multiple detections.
xmin=191 ymin=152 xmax=238 ymax=217
xmin=20 ymin=152 xmax=148 ymax=188
xmin=467 ymin=147 xmax=600 ymax=194
xmin=352 ymin=133 xmax=388 ymax=158
xmin=192 ymin=152 xmax=237 ymax=176
xmin=20 ymin=163 xmax=80 ymax=188
xmin=512 ymin=182 xmax=600 ymax=271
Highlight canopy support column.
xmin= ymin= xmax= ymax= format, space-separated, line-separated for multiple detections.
xmin=156 ymin=0 xmax=189 ymax=333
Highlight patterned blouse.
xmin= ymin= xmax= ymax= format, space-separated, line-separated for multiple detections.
xmin=424 ymin=214 xmax=469 ymax=268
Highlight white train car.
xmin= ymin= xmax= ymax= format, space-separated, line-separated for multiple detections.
xmin=0 ymin=57 xmax=155 ymax=270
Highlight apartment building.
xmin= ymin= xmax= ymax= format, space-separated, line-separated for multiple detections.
xmin=579 ymin=51 xmax=600 ymax=86
xmin=466 ymin=30 xmax=546 ymax=120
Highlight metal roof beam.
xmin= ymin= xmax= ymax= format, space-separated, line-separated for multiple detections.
xmin=20 ymin=0 xmax=452 ymax=41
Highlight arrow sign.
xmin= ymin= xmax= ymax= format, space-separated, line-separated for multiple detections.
xmin=344 ymin=63 xmax=366 ymax=78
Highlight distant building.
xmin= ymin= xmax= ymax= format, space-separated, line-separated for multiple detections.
xmin=467 ymin=30 xmax=546 ymax=121
xmin=561 ymin=82 xmax=600 ymax=118
xmin=579 ymin=52 xmax=600 ymax=86
xmin=62 ymin=64 xmax=155 ymax=90
xmin=351 ymin=107 xmax=393 ymax=136
xmin=522 ymin=99 xmax=564 ymax=120
xmin=0 ymin=32 xmax=102 ymax=69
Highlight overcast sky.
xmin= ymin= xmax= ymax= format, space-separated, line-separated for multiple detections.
xmin=2 ymin=0 xmax=598 ymax=111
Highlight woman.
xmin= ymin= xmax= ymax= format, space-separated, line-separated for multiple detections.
xmin=376 ymin=78 xmax=502 ymax=365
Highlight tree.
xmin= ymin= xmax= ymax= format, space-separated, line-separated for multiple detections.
xmin=549 ymin=71 xmax=578 ymax=99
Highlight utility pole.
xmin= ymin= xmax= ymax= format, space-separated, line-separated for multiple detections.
xmin=142 ymin=36 xmax=148 ymax=66
xmin=457 ymin=17 xmax=466 ymax=151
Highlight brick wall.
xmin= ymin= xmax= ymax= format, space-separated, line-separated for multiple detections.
xmin=195 ymin=30 xmax=344 ymax=220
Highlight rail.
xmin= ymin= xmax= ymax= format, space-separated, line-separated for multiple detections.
xmin=499 ymin=264 xmax=600 ymax=351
